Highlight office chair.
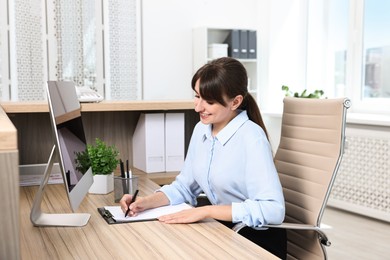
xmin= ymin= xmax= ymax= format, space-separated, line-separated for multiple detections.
xmin=233 ymin=97 xmax=350 ymax=260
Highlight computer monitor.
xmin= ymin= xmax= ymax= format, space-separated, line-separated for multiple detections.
xmin=30 ymin=81 xmax=94 ymax=227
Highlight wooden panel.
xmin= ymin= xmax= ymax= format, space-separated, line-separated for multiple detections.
xmin=82 ymin=111 xmax=138 ymax=165
xmin=81 ymin=100 xmax=195 ymax=112
xmin=0 ymin=151 xmax=20 ymax=260
xmin=9 ymin=110 xmax=198 ymax=165
xmin=1 ymin=101 xmax=49 ymax=113
xmin=0 ymin=105 xmax=17 ymax=150
xmin=0 ymin=105 xmax=20 ymax=259
xmin=1 ymin=100 xmax=194 ymax=113
xmin=7 ymin=112 xmax=53 ymax=164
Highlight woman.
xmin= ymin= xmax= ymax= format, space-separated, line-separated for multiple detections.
xmin=120 ymin=57 xmax=286 ymax=258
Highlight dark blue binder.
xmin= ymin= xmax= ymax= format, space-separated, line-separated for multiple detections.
xmin=248 ymin=30 xmax=257 ymax=59
xmin=239 ymin=30 xmax=248 ymax=59
xmin=224 ymin=30 xmax=240 ymax=58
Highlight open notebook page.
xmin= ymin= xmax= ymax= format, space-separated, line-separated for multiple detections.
xmin=105 ymin=203 xmax=192 ymax=222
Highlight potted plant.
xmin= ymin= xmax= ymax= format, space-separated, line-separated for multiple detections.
xmin=75 ymin=138 xmax=119 ymax=194
xmin=282 ymin=85 xmax=325 ymax=98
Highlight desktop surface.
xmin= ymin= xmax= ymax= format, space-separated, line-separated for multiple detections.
xmin=20 ymin=174 xmax=277 ymax=259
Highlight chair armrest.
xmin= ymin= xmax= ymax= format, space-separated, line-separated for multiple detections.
xmin=232 ymin=222 xmax=247 ymax=233
xmin=232 ymin=222 xmax=331 ymax=246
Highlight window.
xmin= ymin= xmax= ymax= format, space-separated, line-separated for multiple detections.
xmin=327 ymin=0 xmax=349 ymax=98
xmin=347 ymin=0 xmax=390 ymax=113
xmin=362 ymin=0 xmax=390 ymax=99
xmin=307 ymin=0 xmax=389 ymax=114
xmin=316 ymin=0 xmax=390 ymax=113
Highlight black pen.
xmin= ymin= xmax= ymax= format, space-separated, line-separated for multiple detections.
xmin=125 ymin=189 xmax=139 ymax=217
xmin=125 ymin=159 xmax=130 ymax=193
xmin=120 ymin=159 xmax=125 ymax=178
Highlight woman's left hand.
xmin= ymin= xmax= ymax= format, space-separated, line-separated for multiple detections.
xmin=158 ymin=207 xmax=208 ymax=224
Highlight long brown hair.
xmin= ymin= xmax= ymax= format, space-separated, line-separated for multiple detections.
xmin=191 ymin=57 xmax=269 ymax=140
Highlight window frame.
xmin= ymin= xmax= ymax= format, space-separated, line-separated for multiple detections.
xmin=347 ymin=0 xmax=390 ymax=114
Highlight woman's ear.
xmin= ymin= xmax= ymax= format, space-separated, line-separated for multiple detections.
xmin=231 ymin=95 xmax=244 ymax=110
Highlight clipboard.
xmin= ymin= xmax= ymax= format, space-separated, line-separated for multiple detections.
xmin=97 ymin=207 xmax=118 ymax=224
xmin=97 ymin=207 xmax=159 ymax=224
xmin=97 ymin=203 xmax=192 ymax=225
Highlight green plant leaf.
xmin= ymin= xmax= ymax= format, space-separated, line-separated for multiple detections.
xmin=75 ymin=138 xmax=119 ymax=175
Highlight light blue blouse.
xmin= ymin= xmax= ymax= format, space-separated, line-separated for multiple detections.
xmin=159 ymin=110 xmax=285 ymax=228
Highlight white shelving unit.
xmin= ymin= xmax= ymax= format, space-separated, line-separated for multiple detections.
xmin=192 ymin=27 xmax=258 ymax=99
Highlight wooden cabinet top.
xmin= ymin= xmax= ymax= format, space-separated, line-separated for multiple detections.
xmin=1 ymin=100 xmax=194 ymax=113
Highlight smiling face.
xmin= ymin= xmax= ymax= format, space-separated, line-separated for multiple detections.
xmin=191 ymin=58 xmax=247 ymax=136
xmin=194 ymin=79 xmax=242 ymax=136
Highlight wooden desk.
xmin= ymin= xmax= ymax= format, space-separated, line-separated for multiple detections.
xmin=20 ymin=175 xmax=277 ymax=259
xmin=0 ymin=105 xmax=19 ymax=260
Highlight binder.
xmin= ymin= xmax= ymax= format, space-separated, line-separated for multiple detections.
xmin=224 ymin=30 xmax=240 ymax=58
xmin=165 ymin=113 xmax=185 ymax=172
xmin=132 ymin=113 xmax=185 ymax=173
xmin=248 ymin=30 xmax=257 ymax=59
xmin=132 ymin=113 xmax=165 ymax=173
xmin=239 ymin=30 xmax=248 ymax=59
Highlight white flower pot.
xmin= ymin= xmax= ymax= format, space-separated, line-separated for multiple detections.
xmin=89 ymin=173 xmax=114 ymax=194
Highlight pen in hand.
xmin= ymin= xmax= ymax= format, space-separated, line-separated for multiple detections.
xmin=125 ymin=189 xmax=139 ymax=217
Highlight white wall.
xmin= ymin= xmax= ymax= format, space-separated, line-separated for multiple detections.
xmin=141 ymin=0 xmax=258 ymax=100
xmin=141 ymin=0 xmax=310 ymax=113
xmin=256 ymin=0 xmax=309 ymax=112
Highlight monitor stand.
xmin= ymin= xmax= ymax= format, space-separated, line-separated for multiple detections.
xmin=30 ymin=145 xmax=91 ymax=227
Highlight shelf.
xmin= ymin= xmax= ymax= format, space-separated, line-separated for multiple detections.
xmin=193 ymin=27 xmax=258 ymax=100
xmin=207 ymin=58 xmax=257 ymax=63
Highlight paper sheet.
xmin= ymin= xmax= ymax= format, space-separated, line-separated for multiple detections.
xmin=104 ymin=203 xmax=192 ymax=222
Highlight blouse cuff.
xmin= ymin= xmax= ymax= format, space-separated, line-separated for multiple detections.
xmin=231 ymin=202 xmax=245 ymax=223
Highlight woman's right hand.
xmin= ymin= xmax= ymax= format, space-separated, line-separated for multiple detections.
xmin=119 ymin=191 xmax=170 ymax=217
xmin=119 ymin=194 xmax=145 ymax=216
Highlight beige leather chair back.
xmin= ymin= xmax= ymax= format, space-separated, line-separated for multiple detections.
xmin=275 ymin=97 xmax=350 ymax=259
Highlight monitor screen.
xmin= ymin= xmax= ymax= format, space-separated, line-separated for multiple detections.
xmin=47 ymin=81 xmax=93 ymax=211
